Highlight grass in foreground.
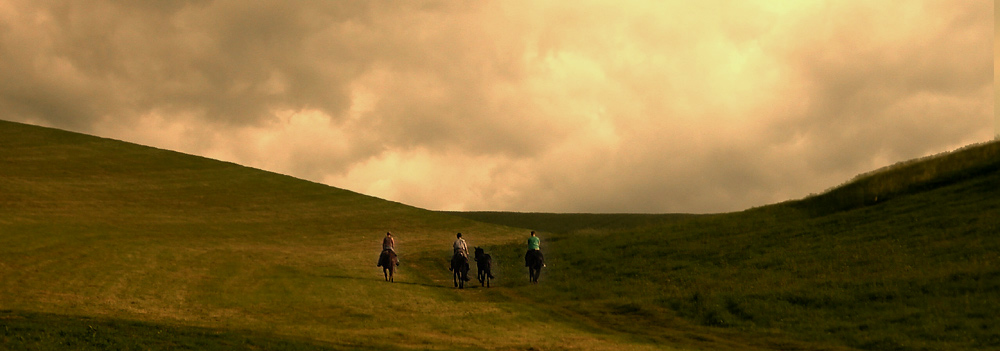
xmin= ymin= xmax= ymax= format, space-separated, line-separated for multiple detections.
xmin=0 ymin=310 xmax=358 ymax=351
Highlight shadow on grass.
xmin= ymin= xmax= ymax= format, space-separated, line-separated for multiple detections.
xmin=0 ymin=310 xmax=366 ymax=351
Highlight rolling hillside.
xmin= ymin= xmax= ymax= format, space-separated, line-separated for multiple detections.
xmin=1 ymin=118 xmax=997 ymax=351
xmin=0 ymin=119 xmax=668 ymax=351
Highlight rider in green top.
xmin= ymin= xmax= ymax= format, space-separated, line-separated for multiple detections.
xmin=527 ymin=231 xmax=540 ymax=250
xmin=525 ymin=231 xmax=544 ymax=268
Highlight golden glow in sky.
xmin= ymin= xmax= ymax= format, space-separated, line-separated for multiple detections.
xmin=0 ymin=1 xmax=993 ymax=213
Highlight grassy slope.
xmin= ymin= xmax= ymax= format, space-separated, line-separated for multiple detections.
xmin=453 ymin=141 xmax=1000 ymax=351
xmin=3 ymin=118 xmax=997 ymax=351
xmin=0 ymin=120 xmax=671 ymax=351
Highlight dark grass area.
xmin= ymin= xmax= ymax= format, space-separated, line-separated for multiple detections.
xmin=0 ymin=310 xmax=368 ymax=351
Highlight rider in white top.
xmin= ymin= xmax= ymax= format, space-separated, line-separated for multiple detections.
xmin=453 ymin=232 xmax=468 ymax=257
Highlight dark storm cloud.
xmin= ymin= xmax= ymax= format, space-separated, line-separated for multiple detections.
xmin=0 ymin=1 xmax=992 ymax=213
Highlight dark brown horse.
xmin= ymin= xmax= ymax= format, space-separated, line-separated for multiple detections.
xmin=377 ymin=249 xmax=398 ymax=282
xmin=474 ymin=247 xmax=494 ymax=288
xmin=451 ymin=252 xmax=470 ymax=289
xmin=525 ymin=250 xmax=543 ymax=283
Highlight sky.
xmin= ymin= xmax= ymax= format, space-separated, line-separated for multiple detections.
xmin=0 ymin=1 xmax=994 ymax=213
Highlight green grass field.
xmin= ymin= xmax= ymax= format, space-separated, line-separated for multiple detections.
xmin=1 ymin=119 xmax=997 ymax=350
xmin=453 ymin=141 xmax=1000 ymax=351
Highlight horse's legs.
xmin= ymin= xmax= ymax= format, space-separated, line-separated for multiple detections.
xmin=529 ymin=267 xmax=540 ymax=283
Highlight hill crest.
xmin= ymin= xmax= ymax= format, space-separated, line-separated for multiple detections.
xmin=791 ymin=139 xmax=1000 ymax=214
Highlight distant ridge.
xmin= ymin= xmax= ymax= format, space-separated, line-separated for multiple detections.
xmin=792 ymin=140 xmax=1000 ymax=214
xmin=452 ymin=141 xmax=1000 ymax=229
xmin=0 ymin=118 xmax=397 ymax=207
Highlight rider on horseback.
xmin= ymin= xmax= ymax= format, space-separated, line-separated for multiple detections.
xmin=525 ymin=231 xmax=545 ymax=267
xmin=451 ymin=233 xmax=470 ymax=281
xmin=377 ymin=232 xmax=399 ymax=282
xmin=377 ymin=232 xmax=396 ymax=267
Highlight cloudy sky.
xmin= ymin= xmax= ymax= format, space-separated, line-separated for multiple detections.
xmin=0 ymin=1 xmax=993 ymax=213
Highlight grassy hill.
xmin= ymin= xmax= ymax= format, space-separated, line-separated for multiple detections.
xmin=1 ymin=118 xmax=997 ymax=350
xmin=453 ymin=141 xmax=1000 ymax=350
xmin=0 ymin=119 xmax=668 ymax=351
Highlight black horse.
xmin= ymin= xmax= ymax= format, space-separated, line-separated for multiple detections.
xmin=474 ymin=247 xmax=494 ymax=288
xmin=525 ymin=249 xmax=543 ymax=283
xmin=377 ymin=249 xmax=398 ymax=282
xmin=451 ymin=252 xmax=470 ymax=289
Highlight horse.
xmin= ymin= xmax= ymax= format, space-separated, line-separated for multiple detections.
xmin=474 ymin=247 xmax=494 ymax=288
xmin=450 ymin=251 xmax=470 ymax=289
xmin=525 ymin=249 xmax=543 ymax=284
xmin=377 ymin=249 xmax=398 ymax=282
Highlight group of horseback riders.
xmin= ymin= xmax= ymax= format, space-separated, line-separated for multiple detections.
xmin=376 ymin=230 xmax=545 ymax=286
